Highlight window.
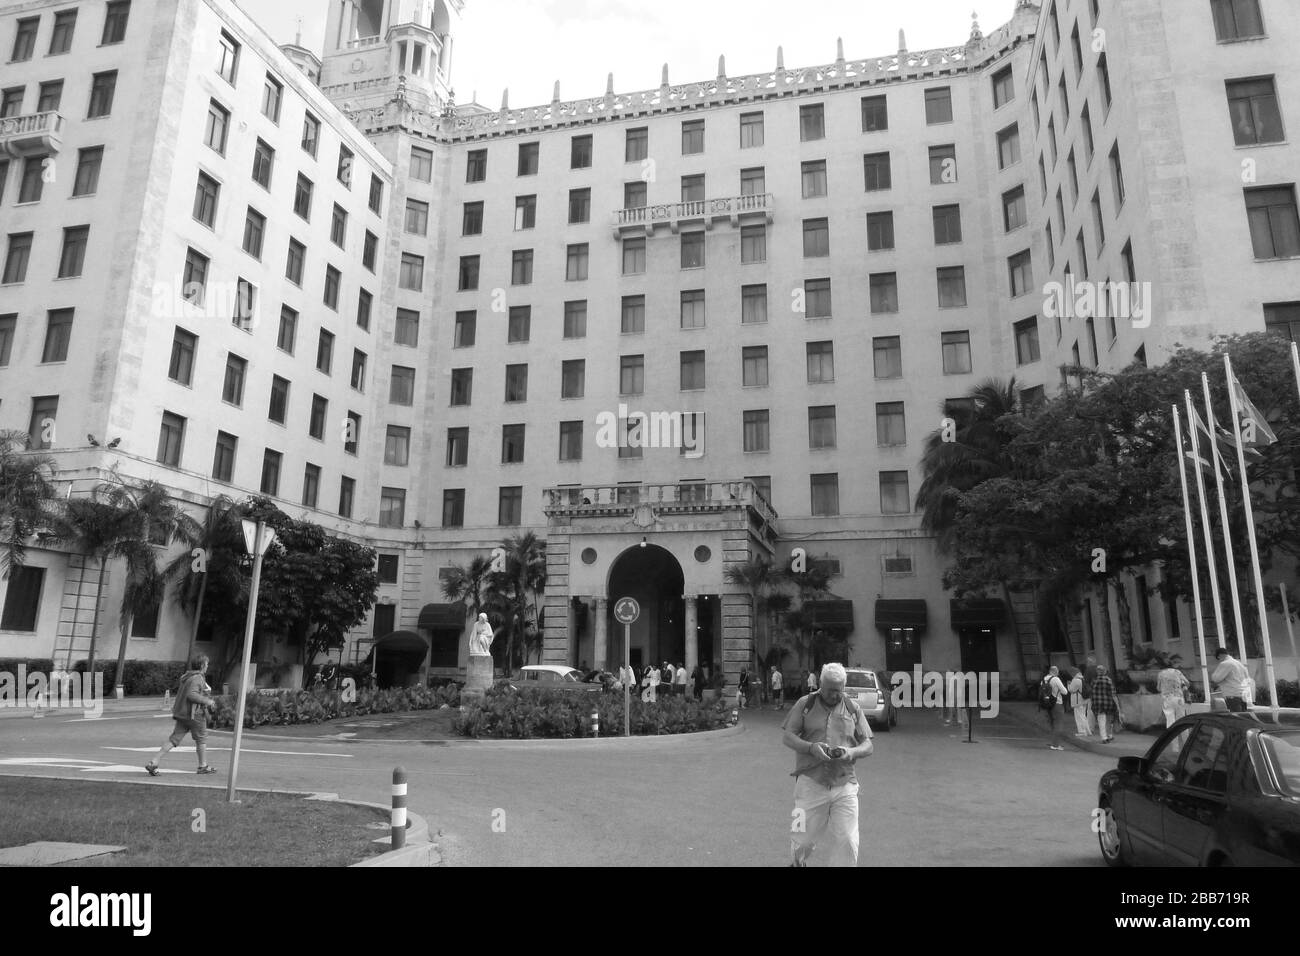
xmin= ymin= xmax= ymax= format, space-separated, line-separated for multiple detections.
xmin=12 ymin=18 xmax=38 ymax=62
xmin=391 ymin=365 xmax=416 ymax=406
xmin=339 ymin=477 xmax=355 ymax=518
xmin=222 ymin=354 xmax=246 ymax=406
xmin=2 ymin=233 xmax=31 ymax=284
xmin=797 ymin=341 xmax=831 ymax=384
xmin=459 ymin=256 xmax=479 ymax=291
xmin=1123 ymin=241 xmax=1138 ymax=283
xmin=344 ymin=411 xmax=361 ymax=454
xmin=1 ymin=88 xmax=23 ymax=118
xmin=396 ymin=200 xmax=428 ymax=240
xmin=942 ymin=331 xmax=972 ymax=374
xmin=998 ymin=124 xmax=1021 ymax=170
xmin=741 ymin=285 xmax=768 ymax=325
xmin=1098 ymin=54 xmax=1112 ymax=112
xmin=435 ymin=489 xmax=465 ymax=528
xmin=870 ymin=273 xmax=899 ymax=313
xmin=37 ymin=80 xmax=63 ymax=113
xmin=204 ymin=99 xmax=228 ymax=152
xmin=566 ymin=244 xmax=589 ymax=281
xmin=559 ymin=421 xmax=583 ymax=462
xmin=446 ymin=427 xmax=469 ymax=466
xmin=441 ymin=367 xmax=471 ymax=408
xmin=0 ymin=313 xmax=12 ymax=366
xmin=801 ymin=161 xmax=827 ymax=199
xmin=1003 ymin=185 xmax=1027 ymax=231
xmin=42 ymin=309 xmax=73 ymax=363
xmin=301 ymin=112 xmax=320 ymax=157
xmin=1047 ymin=117 xmax=1058 ymax=166
xmin=741 ymin=225 xmax=767 ymax=264
xmin=356 ymin=289 xmax=373 ymax=332
xmin=268 ymin=376 xmax=290 ymax=424
xmin=28 ymin=396 xmax=58 ymax=449
xmin=242 ymin=208 xmax=265 ymax=259
xmin=48 ymin=10 xmax=78 ymax=55
xmin=387 ymin=308 xmax=418 ymax=348
xmin=930 ymin=145 xmax=957 ymax=184
xmin=454 ymin=311 xmax=476 ymax=347
xmin=680 ymin=350 xmax=705 ymax=390
xmin=621 ymin=296 xmax=645 ymax=334
xmin=495 ymin=423 xmax=526 ymax=465
xmin=799 ymin=104 xmax=825 ymax=141
xmin=294 ymin=174 xmax=313 ymax=220
xmin=337 ymin=145 xmax=354 ymax=186
xmin=368 ymin=175 xmax=383 ymax=214
xmin=323 ymin=265 xmax=341 ymax=310
xmin=73 ymin=147 xmax=103 ymax=196
xmin=1110 ymin=144 xmax=1126 ymax=207
xmin=191 ymin=172 xmax=219 ymax=228
xmin=351 ymin=350 xmax=367 ymax=392
xmin=803 ymin=219 xmax=830 ymax=257
xmin=1092 ymin=190 xmax=1106 ymax=248
xmin=1059 ymin=76 xmax=1070 ymax=123
xmin=282 ymin=239 xmax=305 ymax=287
xmin=620 ymin=355 xmax=644 ymax=395
xmin=466 ymin=148 xmax=487 ymax=182
xmin=925 ymin=87 xmax=953 ymax=124
xmin=743 ymin=410 xmax=770 ymax=453
xmin=498 ymin=487 xmax=523 ymax=526
xmin=682 ymin=232 xmax=705 ymax=268
xmin=168 ymin=328 xmax=196 ymax=385
xmin=1212 ymin=0 xmax=1265 ymax=41
xmin=217 ymin=30 xmax=240 ymax=83
xmin=992 ymin=66 xmax=1014 ymax=109
xmin=379 ymin=488 xmax=406 ymax=528
xmin=316 ymin=330 xmax=334 ymax=374
xmin=507 ymin=305 xmax=531 ymax=343
xmin=933 ymin=204 xmax=962 ymax=244
xmin=1246 ymin=186 xmax=1300 ymax=258
xmin=511 ymin=249 xmax=533 ymax=285
xmin=569 ymin=133 xmax=593 ymax=169
xmin=861 ymin=94 xmax=888 ymax=132
xmin=808 ymin=406 xmax=837 ymax=449
xmin=740 ymin=112 xmax=765 ymax=147
xmin=182 ymin=248 xmax=208 ymax=304
xmin=212 ymin=432 xmax=237 ymax=482
xmin=505 ymin=364 xmax=528 ymax=402
xmin=247 ymin=140 xmax=275 ymax=190
xmin=680 ymin=290 xmax=706 ymax=329
xmin=298 ymin=464 xmax=321 ymax=509
xmin=937 ymin=267 xmax=967 ymax=308
xmin=457 ymin=203 xmax=484 ymax=238
xmin=260 ymin=450 xmax=282 ymax=496
xmin=623 ymin=181 xmax=648 ymax=211
xmin=621 ymin=237 xmax=647 ymax=275
xmin=740 ymin=167 xmax=765 ymax=196
xmin=262 ymin=73 xmax=283 ymax=122
xmin=560 ymin=359 xmax=585 ymax=399
xmin=805 ymin=278 xmax=832 ymax=319
xmin=1 ymin=565 xmax=45 ymax=632
xmin=864 ymin=152 xmax=892 ymax=191
xmin=861 ymin=398 xmax=904 ymax=450
xmin=682 ymin=119 xmax=705 ymax=154
xmin=1067 ymin=150 xmax=1080 ymax=205
xmin=568 ymin=187 xmax=591 ymax=224
xmin=866 ymin=211 xmax=894 ymax=251
xmin=514 ymin=194 xmax=537 ymax=230
xmin=811 ymin=474 xmax=839 ymax=516
xmin=385 ymin=425 xmax=411 ymax=467
xmin=1227 ymin=77 xmax=1284 ymax=145
xmin=880 ymin=471 xmax=910 ymax=514
xmin=1014 ymin=317 xmax=1041 ymax=364
xmin=308 ymin=394 xmax=328 ymax=441
xmin=563 ymin=300 xmax=587 ymax=339
xmin=1008 ymin=250 xmax=1034 ymax=297
xmin=1081 ymin=104 xmax=1095 ymax=163
xmin=517 ymin=142 xmax=539 ymax=176
xmin=682 ymin=174 xmax=706 ymax=203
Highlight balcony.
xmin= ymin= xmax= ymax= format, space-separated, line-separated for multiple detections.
xmin=0 ymin=111 xmax=64 ymax=158
xmin=543 ymin=479 xmax=777 ymax=527
xmin=611 ymin=192 xmax=774 ymax=237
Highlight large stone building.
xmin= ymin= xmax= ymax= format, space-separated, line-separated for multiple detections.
xmin=1 ymin=0 xmax=1296 ymax=688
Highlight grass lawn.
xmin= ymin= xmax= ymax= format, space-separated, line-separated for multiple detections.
xmin=0 ymin=776 xmax=391 ymax=867
xmin=213 ymin=708 xmax=461 ymax=741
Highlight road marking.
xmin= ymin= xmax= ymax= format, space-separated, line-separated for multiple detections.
xmin=63 ymin=714 xmax=171 ymax=722
xmin=104 ymin=746 xmax=352 ymax=758
xmin=0 ymin=757 xmax=181 ymax=774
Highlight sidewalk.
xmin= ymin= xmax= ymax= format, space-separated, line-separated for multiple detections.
xmin=0 ymin=694 xmax=170 ymax=721
xmin=998 ymin=701 xmax=1154 ymax=758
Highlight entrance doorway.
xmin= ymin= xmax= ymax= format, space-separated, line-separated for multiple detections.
xmin=958 ymin=627 xmax=999 ymax=673
xmin=606 ymin=544 xmax=685 ymax=670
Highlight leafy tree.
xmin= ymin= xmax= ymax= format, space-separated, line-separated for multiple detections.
xmin=164 ymin=496 xmax=245 ymax=665
xmin=0 ymin=430 xmax=60 ymax=578
xmin=441 ymin=555 xmax=497 ymax=663
xmin=485 ymin=532 xmax=546 ymax=673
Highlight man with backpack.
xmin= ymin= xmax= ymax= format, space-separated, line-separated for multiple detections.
xmin=781 ymin=662 xmax=873 ymax=867
xmin=146 ymin=654 xmax=218 ymax=776
xmin=1039 ymin=665 xmax=1069 ymax=751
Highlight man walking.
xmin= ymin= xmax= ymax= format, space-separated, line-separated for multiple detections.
xmin=1091 ymin=664 xmax=1123 ymax=742
xmin=770 ymin=667 xmax=784 ymax=710
xmin=1157 ymin=665 xmax=1190 ymax=727
xmin=1211 ymin=647 xmax=1250 ymax=712
xmin=146 ymin=654 xmax=217 ymax=776
xmin=781 ymin=663 xmax=873 ymax=867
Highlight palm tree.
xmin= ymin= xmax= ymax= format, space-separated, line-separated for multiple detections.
xmin=488 ymin=532 xmax=547 ymax=673
xmin=441 ymin=554 xmax=495 ymax=662
xmin=724 ymin=555 xmax=779 ymax=676
xmin=0 ymin=429 xmax=60 ymax=578
xmin=164 ymin=495 xmax=242 ymax=666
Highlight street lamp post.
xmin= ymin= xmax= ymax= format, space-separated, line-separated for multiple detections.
xmin=226 ymin=518 xmax=276 ymax=804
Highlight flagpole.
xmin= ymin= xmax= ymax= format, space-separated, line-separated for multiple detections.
xmin=1281 ymin=586 xmax=1298 ymax=683
xmin=1224 ymin=355 xmax=1278 ymax=715
xmin=1185 ymin=391 xmax=1229 ymax=664
xmin=1173 ymin=406 xmax=1213 ymax=700
xmin=1201 ymin=373 xmax=1249 ymax=668
xmin=1292 ymin=341 xmax=1300 ymax=406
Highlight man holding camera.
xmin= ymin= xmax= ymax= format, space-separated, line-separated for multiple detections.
xmin=781 ymin=662 xmax=873 ymax=867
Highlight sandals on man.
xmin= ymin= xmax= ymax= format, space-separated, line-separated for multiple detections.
xmin=144 ymin=763 xmax=159 ymax=776
xmin=196 ymin=765 xmax=217 ymax=775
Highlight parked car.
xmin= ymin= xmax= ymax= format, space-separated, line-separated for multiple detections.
xmin=843 ymin=668 xmax=898 ymax=732
xmin=1096 ymin=711 xmax=1300 ymax=866
xmin=502 ymin=665 xmax=604 ymax=693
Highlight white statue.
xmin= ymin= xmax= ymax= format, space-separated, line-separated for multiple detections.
xmin=469 ymin=612 xmax=497 ymax=658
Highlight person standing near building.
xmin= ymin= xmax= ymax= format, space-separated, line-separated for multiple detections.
xmin=1040 ymin=665 xmax=1069 ymax=750
xmin=1210 ymin=647 xmax=1250 ymax=712
xmin=1081 ymin=656 xmax=1098 ymax=736
xmin=738 ymin=668 xmax=752 ymax=709
xmin=1091 ymin=665 xmax=1123 ymax=742
xmin=1157 ymin=665 xmax=1190 ymax=727
xmin=674 ymin=662 xmax=687 ymax=697
xmin=781 ymin=663 xmax=873 ymax=867
xmin=1067 ymin=669 xmax=1091 ymax=737
xmin=146 ymin=654 xmax=217 ymax=776
xmin=770 ymin=667 xmax=784 ymax=710
xmin=691 ymin=663 xmax=705 ymax=700
xmin=806 ymin=669 xmax=818 ymax=694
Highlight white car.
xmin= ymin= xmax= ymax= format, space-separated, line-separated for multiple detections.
xmin=843 ymin=668 xmax=898 ymax=732
xmin=506 ymin=665 xmax=603 ymax=693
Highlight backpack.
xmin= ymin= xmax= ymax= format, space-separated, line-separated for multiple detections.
xmin=1038 ymin=676 xmax=1056 ymax=710
xmin=800 ymin=692 xmax=863 ymax=722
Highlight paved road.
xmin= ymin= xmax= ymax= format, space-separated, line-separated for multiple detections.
xmin=0 ymin=703 xmax=1115 ymax=866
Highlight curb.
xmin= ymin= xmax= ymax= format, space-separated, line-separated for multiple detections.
xmin=997 ymin=704 xmax=1152 ymax=757
xmin=206 ymin=720 xmax=747 ymax=746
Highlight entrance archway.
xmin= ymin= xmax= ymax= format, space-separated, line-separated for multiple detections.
xmin=607 ymin=544 xmax=685 ymax=674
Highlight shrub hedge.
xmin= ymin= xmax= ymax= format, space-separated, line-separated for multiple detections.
xmin=454 ymin=687 xmax=733 ymax=739
xmin=208 ymin=681 xmax=459 ymax=729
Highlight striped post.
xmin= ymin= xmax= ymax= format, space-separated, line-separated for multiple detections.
xmin=730 ymin=708 xmax=738 ymax=726
xmin=590 ymin=707 xmax=599 ymax=738
xmin=390 ymin=767 xmax=407 ymax=850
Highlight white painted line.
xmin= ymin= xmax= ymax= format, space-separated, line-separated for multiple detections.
xmin=59 ymin=714 xmax=171 ymax=722
xmin=103 ymin=746 xmax=353 ymax=758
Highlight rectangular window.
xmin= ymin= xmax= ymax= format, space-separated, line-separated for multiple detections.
xmin=153 ymin=410 xmax=185 ymax=467
xmin=508 ymin=305 xmax=531 ymax=343
xmin=316 ymin=330 xmax=334 ymax=374
xmin=29 ymin=396 xmax=58 ymax=450
xmin=222 ymin=354 xmax=246 ymax=406
xmin=942 ymin=330 xmax=973 ymax=374
xmin=880 ymin=471 xmax=910 ymax=514
xmin=563 ymin=300 xmax=587 ymax=339
xmin=442 ymin=490 xmax=465 ymax=528
xmin=339 ymin=477 xmax=355 ymax=518
xmin=682 ymin=119 xmax=705 ymax=154
xmin=2 ymin=233 xmax=31 ymax=283
xmin=462 ymin=201 xmax=484 ymax=236
xmin=808 ymin=406 xmax=837 ymax=449
xmin=566 ymin=243 xmax=589 ymax=281
xmin=168 ymin=328 xmax=196 ymax=386
xmin=309 ymin=395 xmax=328 ymax=440
xmin=802 ymin=218 xmax=830 ymax=258
xmin=1246 ymin=185 xmax=1300 ymax=258
xmin=569 ymin=187 xmax=591 ymax=224
xmin=509 ymin=249 xmax=533 ymax=286
xmin=680 ymin=290 xmax=706 ymax=329
xmin=877 ymin=402 xmax=906 ymax=446
xmin=1003 ymin=185 xmax=1027 ymax=231
xmin=741 ymin=346 xmax=769 ymax=388
xmin=446 ymin=427 xmax=469 ymax=467
xmin=620 ymin=355 xmax=644 ymax=395
xmin=1264 ymin=302 xmax=1300 ymax=342
xmin=1 ymin=88 xmax=24 ymax=119
xmin=570 ymin=133 xmax=593 ymax=169
xmin=743 ymin=410 xmax=770 ymax=453
xmin=192 ymin=172 xmax=219 ymax=227
xmin=351 ymin=350 xmax=367 ymax=392
xmin=324 ymin=265 xmax=341 ymax=309
xmin=242 ymin=208 xmax=265 ymax=259
xmin=622 ymin=237 xmax=647 ymax=275
xmin=929 ymin=144 xmax=957 ymax=184
xmin=867 ymin=211 xmax=895 ymax=251
xmin=937 ymin=266 xmax=967 ymax=308
xmin=466 ymin=148 xmax=487 ymax=182
xmin=811 ymin=474 xmax=839 ymax=517
xmin=805 ymin=279 xmax=832 ymax=319
xmin=998 ymin=124 xmax=1021 ymax=170
xmin=740 ymin=167 xmax=765 ymax=196
xmin=500 ymin=424 xmax=526 ymax=465
xmin=12 ymin=18 xmax=38 ymax=62
xmin=369 ymin=175 xmax=383 ymax=215
xmin=1227 ymin=77 xmax=1284 ymax=146
xmin=38 ymin=80 xmax=63 ymax=113
xmin=393 ymin=308 xmax=420 ymax=348
xmin=1008 ymin=250 xmax=1034 ymax=297
xmin=801 ymin=160 xmax=827 ymax=198
xmin=861 ymin=94 xmax=888 ymax=132
xmin=864 ymin=152 xmax=892 ymax=191
xmin=498 ymin=487 xmax=523 ymax=527
xmin=385 ymin=426 xmax=411 ymax=467
xmin=260 ymin=449 xmax=282 ymax=496
xmin=0 ymin=565 xmax=45 ymax=632
xmin=681 ymin=174 xmax=706 ymax=203
xmin=459 ymin=255 xmax=480 ymax=291
xmin=681 ymin=232 xmax=705 ymax=268
xmin=680 ymin=350 xmax=705 ymax=390
xmin=870 ymin=273 xmax=899 ymax=314
xmin=380 ymin=488 xmax=406 ymax=528
xmin=559 ymin=421 xmax=583 ymax=462
xmin=454 ymin=311 xmax=476 ymax=347
xmin=992 ymin=66 xmax=1014 ymax=109
xmin=212 ymin=432 xmax=237 ymax=482
xmin=933 ymin=204 xmax=962 ymax=244
xmin=285 ymin=238 xmax=305 ymax=285
xmin=560 ymin=359 xmax=585 ymax=399
xmin=740 ymin=225 xmax=766 ymax=264
xmin=1014 ymin=317 xmax=1041 ymax=364
xmin=391 ymin=365 xmax=416 ymax=406
xmin=73 ymin=147 xmax=103 ymax=196
xmin=337 ymin=145 xmax=354 ymax=186
xmin=41 ymin=309 xmax=73 ymax=363
xmin=404 ymin=198 xmax=430 ymax=236
xmin=357 ymin=288 xmax=373 ymax=330
xmin=1212 ymin=0 xmax=1265 ymax=41
xmin=262 ymin=73 xmax=283 ymax=122
xmin=182 ymin=248 xmax=208 ymax=304
xmin=0 ymin=313 xmax=13 ymax=366
xmin=740 ymin=112 xmax=765 ymax=147
xmin=251 ymin=138 xmax=274 ymax=189
xmin=49 ymin=10 xmax=77 ymax=55
xmin=217 ymin=29 xmax=240 ymax=84
xmin=799 ymin=104 xmax=825 ymax=141
xmin=449 ymin=367 xmax=473 ymax=406
xmin=805 ymin=341 xmax=834 ymax=384
xmin=504 ymin=364 xmax=528 ymax=402
xmin=514 ymin=194 xmax=537 ymax=230
xmin=925 ymin=87 xmax=953 ymax=124
xmin=301 ymin=112 xmax=320 ymax=157
xmin=344 ymin=411 xmax=361 ymax=455
xmin=741 ymin=285 xmax=768 ymax=325
xmin=294 ymin=174 xmax=313 ymax=220
xmin=621 ymin=295 xmax=645 ymax=334
xmin=268 ymin=375 xmax=290 ymax=424
xmin=405 ymin=146 xmax=433 ymax=184
xmin=517 ymin=142 xmax=539 ymax=176
xmin=301 ymin=465 xmax=320 ymax=509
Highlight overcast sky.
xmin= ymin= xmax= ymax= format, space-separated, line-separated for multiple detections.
xmin=251 ymin=0 xmax=1026 ymax=107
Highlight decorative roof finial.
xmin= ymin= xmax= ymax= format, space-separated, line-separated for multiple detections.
xmin=552 ymin=80 xmax=561 ymax=103
xmin=718 ymin=54 xmax=726 ymax=80
xmin=776 ymin=45 xmax=785 ymax=71
xmin=295 ymin=16 xmax=303 ymax=47
xmin=969 ymin=10 xmax=983 ymax=43
xmin=836 ymin=37 xmax=845 ymax=67
xmin=606 ymin=72 xmax=615 ymax=96
xmin=898 ymin=29 xmax=907 ymax=54
xmin=500 ymin=87 xmax=509 ymax=110
xmin=661 ymin=63 xmax=670 ymax=88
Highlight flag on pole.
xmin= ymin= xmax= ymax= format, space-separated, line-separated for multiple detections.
xmin=1228 ymin=370 xmax=1278 ymax=448
xmin=1184 ymin=401 xmax=1232 ymax=477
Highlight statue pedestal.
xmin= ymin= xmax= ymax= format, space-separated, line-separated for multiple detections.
xmin=462 ymin=654 xmax=494 ymax=705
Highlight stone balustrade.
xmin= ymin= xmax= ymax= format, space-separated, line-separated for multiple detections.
xmin=612 ymin=192 xmax=775 ymax=236
xmin=0 ymin=110 xmax=64 ymax=157
xmin=543 ymin=480 xmax=778 ymax=526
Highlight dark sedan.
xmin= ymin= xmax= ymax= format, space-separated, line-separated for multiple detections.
xmin=1096 ymin=711 xmax=1300 ymax=866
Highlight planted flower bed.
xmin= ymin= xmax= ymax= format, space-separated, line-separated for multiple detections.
xmin=454 ymin=686 xmax=733 ymax=739
xmin=209 ymin=682 xmax=460 ymax=729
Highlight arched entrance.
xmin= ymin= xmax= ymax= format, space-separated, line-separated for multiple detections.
xmin=607 ymin=544 xmax=685 ymax=674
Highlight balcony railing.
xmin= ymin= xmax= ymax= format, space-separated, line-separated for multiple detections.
xmin=611 ymin=192 xmax=774 ymax=236
xmin=0 ymin=111 xmax=64 ymax=158
xmin=543 ymin=479 xmax=777 ymax=527
xmin=346 ymin=35 xmax=384 ymax=50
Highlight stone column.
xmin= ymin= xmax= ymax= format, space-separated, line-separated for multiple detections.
xmin=684 ymin=595 xmax=699 ymax=673
xmin=593 ymin=597 xmax=608 ymax=670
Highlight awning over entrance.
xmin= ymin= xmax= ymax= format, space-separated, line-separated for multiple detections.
xmin=417 ymin=602 xmax=466 ymax=629
xmin=875 ymin=599 xmax=927 ymax=631
xmin=374 ymin=630 xmax=428 ymax=654
xmin=949 ymin=599 xmax=1007 ymax=628
xmin=804 ymin=600 xmax=854 ymax=630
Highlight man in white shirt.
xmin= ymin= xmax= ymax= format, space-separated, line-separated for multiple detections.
xmin=1043 ymin=666 xmax=1069 ymax=751
xmin=1156 ymin=666 xmax=1190 ymax=727
xmin=771 ymin=667 xmax=784 ymax=710
xmin=674 ymin=662 xmax=687 ymax=697
xmin=1211 ymin=648 xmax=1250 ymax=712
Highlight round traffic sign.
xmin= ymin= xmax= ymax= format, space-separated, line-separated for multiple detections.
xmin=613 ymin=597 xmax=640 ymax=624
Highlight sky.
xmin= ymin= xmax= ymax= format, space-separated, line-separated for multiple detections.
xmin=253 ymin=0 xmax=1026 ymax=108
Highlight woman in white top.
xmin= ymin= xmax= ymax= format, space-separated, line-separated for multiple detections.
xmin=1067 ymin=669 xmax=1090 ymax=736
